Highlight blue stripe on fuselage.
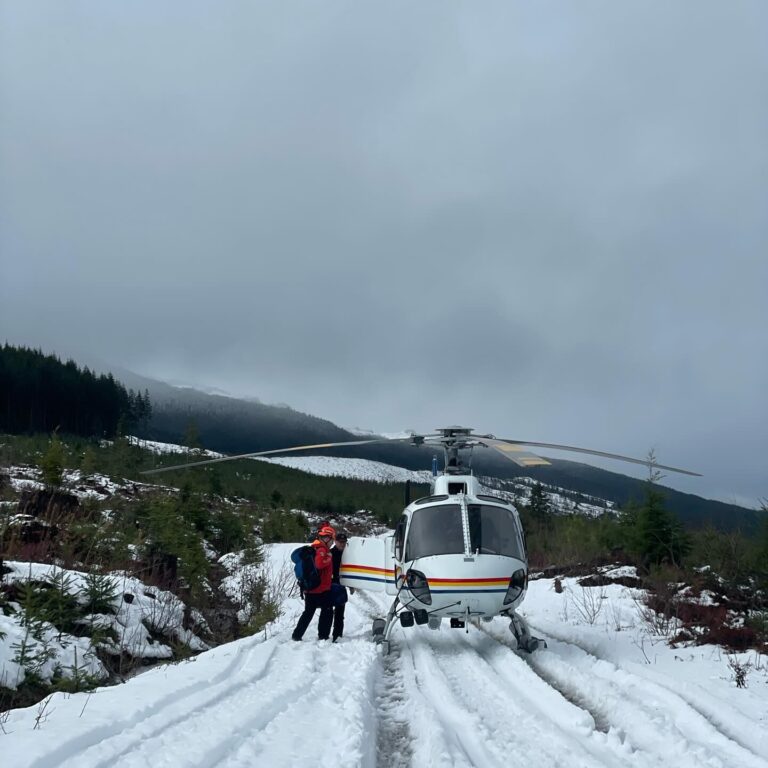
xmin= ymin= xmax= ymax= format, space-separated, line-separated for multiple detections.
xmin=342 ymin=574 xmax=396 ymax=585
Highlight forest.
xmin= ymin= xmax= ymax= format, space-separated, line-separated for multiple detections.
xmin=0 ymin=344 xmax=150 ymax=438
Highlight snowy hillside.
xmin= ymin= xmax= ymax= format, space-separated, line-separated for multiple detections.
xmin=256 ymin=455 xmax=617 ymax=516
xmin=3 ymin=544 xmax=767 ymax=767
xmin=1 ymin=562 xmax=208 ymax=693
xmin=125 ymin=437 xmax=224 ymax=459
xmin=255 ymin=455 xmax=434 ymax=485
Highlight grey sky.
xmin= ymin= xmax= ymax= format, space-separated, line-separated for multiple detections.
xmin=2 ymin=2 xmax=766 ymax=506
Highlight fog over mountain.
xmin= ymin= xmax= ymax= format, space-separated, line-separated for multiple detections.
xmin=1 ymin=2 xmax=766 ymax=506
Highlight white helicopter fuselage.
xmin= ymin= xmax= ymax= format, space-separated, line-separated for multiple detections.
xmin=340 ymin=473 xmax=529 ymax=623
xmin=396 ymin=553 xmax=527 ymax=617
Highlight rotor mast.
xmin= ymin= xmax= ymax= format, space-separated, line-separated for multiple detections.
xmin=434 ymin=426 xmax=490 ymax=475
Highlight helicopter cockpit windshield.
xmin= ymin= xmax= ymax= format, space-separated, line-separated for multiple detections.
xmin=467 ymin=504 xmax=524 ymax=558
xmin=405 ymin=504 xmax=464 ymax=560
xmin=404 ymin=502 xmax=525 ymax=561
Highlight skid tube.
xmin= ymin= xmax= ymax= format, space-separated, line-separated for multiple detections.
xmin=372 ymin=598 xmax=478 ymax=654
xmin=507 ymin=611 xmax=546 ymax=653
xmin=371 ymin=596 xmax=400 ymax=655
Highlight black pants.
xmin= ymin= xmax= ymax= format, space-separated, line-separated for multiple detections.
xmin=333 ymin=603 xmax=345 ymax=640
xmin=292 ymin=591 xmax=333 ymax=640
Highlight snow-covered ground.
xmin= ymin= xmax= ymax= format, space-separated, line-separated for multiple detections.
xmin=3 ymin=544 xmax=767 ymax=767
xmin=125 ymin=437 xmax=224 ymax=459
xmin=5 ymin=465 xmax=167 ymax=502
xmin=255 ymin=455 xmax=433 ymax=485
xmin=1 ymin=562 xmax=208 ymax=691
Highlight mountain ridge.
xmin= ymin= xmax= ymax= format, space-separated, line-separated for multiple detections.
xmin=98 ymin=366 xmax=761 ymax=534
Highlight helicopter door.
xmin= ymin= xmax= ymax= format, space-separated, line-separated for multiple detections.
xmin=339 ymin=536 xmax=395 ymax=594
xmin=384 ymin=535 xmax=399 ymax=595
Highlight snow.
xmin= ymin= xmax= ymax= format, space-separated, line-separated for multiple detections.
xmin=344 ymin=428 xmax=415 ymax=440
xmin=0 ymin=611 xmax=106 ymax=692
xmin=217 ymin=551 xmax=297 ymax=625
xmin=4 ymin=465 xmax=167 ymax=501
xmin=1 ymin=562 xmax=208 ymax=690
xmin=255 ymin=455 xmax=433 ymax=484
xmin=125 ymin=437 xmax=224 ymax=459
xmin=2 ymin=439 xmax=614 ymax=518
xmin=602 ymin=565 xmax=638 ymax=579
xmin=254 ymin=455 xmax=615 ymax=516
xmin=2 ymin=545 xmax=767 ymax=767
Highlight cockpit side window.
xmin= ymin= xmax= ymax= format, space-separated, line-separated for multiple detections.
xmin=467 ymin=505 xmax=524 ymax=559
xmin=404 ymin=504 xmax=464 ymax=561
xmin=394 ymin=515 xmax=407 ymax=561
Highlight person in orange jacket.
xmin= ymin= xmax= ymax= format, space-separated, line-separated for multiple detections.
xmin=291 ymin=525 xmax=335 ymax=641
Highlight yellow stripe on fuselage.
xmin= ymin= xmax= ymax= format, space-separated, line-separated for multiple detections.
xmin=341 ymin=565 xmax=394 ymax=575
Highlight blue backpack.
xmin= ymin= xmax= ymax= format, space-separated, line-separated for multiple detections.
xmin=291 ymin=545 xmax=321 ymax=592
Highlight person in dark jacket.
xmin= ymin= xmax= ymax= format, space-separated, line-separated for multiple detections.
xmin=330 ymin=531 xmax=349 ymax=642
xmin=291 ymin=525 xmax=335 ymax=641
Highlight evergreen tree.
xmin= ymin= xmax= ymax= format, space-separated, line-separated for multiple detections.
xmin=141 ymin=388 xmax=153 ymax=433
xmin=0 ymin=343 xmax=146 ymax=438
xmin=80 ymin=447 xmax=98 ymax=476
xmin=620 ymin=455 xmax=691 ymax=570
xmin=208 ymin=467 xmax=223 ymax=498
xmin=81 ymin=572 xmax=118 ymax=615
xmin=755 ymin=499 xmax=768 ymax=586
xmin=184 ymin=420 xmax=202 ymax=452
xmin=41 ymin=433 xmax=65 ymax=488
xmin=528 ymin=482 xmax=552 ymax=522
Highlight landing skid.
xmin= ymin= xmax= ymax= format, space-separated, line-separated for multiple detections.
xmin=373 ymin=600 xmax=545 ymax=654
xmin=508 ymin=612 xmax=546 ymax=653
xmin=371 ymin=596 xmax=400 ymax=655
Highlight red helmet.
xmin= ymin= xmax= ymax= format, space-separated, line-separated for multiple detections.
xmin=318 ymin=525 xmax=336 ymax=539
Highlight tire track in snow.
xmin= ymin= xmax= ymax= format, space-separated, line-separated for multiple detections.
xmin=213 ymin=638 xmax=381 ymax=768
xmin=28 ymin=633 xmax=269 ymax=768
xmin=374 ymin=643 xmax=413 ymax=768
xmin=398 ymin=636 xmax=492 ymax=768
xmin=350 ymin=589 xmax=414 ymax=768
xmin=527 ymin=620 xmax=768 ymax=762
xmin=405 ymin=629 xmax=628 ymax=768
xmin=357 ymin=593 xmax=622 ymax=766
xmin=73 ymin=638 xmax=358 ymax=768
xmin=178 ymin=644 xmax=335 ymax=768
xmin=473 ymin=622 xmax=612 ymax=733
xmin=54 ymin=640 xmax=286 ymax=768
xmin=483 ymin=622 xmax=768 ymax=768
xmin=201 ymin=591 xmax=387 ymax=768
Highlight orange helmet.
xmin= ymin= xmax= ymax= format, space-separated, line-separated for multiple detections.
xmin=318 ymin=525 xmax=336 ymax=538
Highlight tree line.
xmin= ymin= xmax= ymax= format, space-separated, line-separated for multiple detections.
xmin=0 ymin=344 xmax=151 ymax=438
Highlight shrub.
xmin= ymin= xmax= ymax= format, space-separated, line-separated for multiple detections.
xmin=135 ymin=495 xmax=210 ymax=598
xmin=81 ymin=572 xmax=119 ymax=615
xmin=261 ymin=509 xmax=309 ymax=543
xmin=211 ymin=509 xmax=247 ymax=553
xmin=40 ymin=434 xmax=65 ymax=488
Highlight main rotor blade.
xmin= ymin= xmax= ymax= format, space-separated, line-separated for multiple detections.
xmin=491 ymin=438 xmax=701 ymax=476
xmin=140 ymin=438 xmax=405 ymax=476
xmin=478 ymin=439 xmax=553 ymax=468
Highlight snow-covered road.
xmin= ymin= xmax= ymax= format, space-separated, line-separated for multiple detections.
xmin=4 ymin=546 xmax=767 ymax=768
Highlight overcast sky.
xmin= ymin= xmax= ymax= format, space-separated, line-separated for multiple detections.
xmin=1 ymin=2 xmax=766 ymax=506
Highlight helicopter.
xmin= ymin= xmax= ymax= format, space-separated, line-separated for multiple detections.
xmin=143 ymin=426 xmax=700 ymax=653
